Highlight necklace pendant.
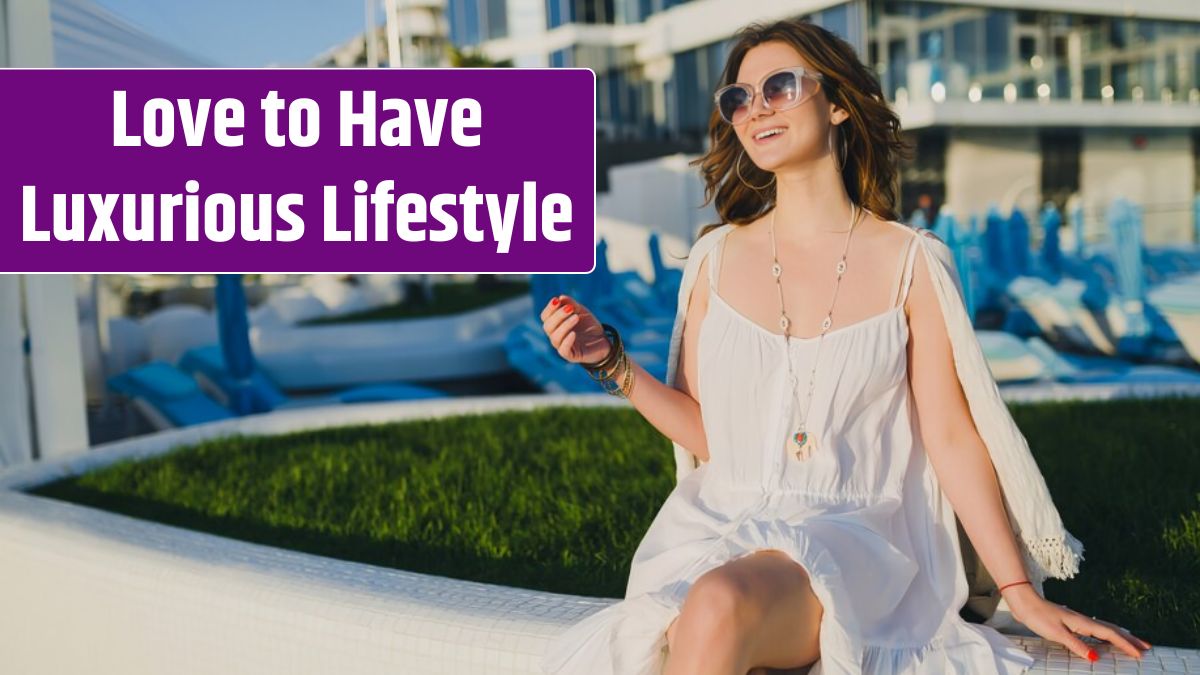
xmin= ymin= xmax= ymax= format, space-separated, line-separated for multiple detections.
xmin=790 ymin=427 xmax=816 ymax=461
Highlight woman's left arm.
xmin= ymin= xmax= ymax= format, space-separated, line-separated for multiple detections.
xmin=903 ymin=234 xmax=1151 ymax=662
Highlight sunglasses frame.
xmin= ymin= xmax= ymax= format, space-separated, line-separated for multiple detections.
xmin=713 ymin=65 xmax=826 ymax=125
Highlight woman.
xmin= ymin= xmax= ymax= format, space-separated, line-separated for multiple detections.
xmin=539 ymin=18 xmax=1151 ymax=675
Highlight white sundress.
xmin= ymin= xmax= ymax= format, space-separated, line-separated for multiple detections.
xmin=542 ymin=224 xmax=1036 ymax=675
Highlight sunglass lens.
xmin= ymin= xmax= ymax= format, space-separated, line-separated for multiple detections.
xmin=763 ymin=71 xmax=801 ymax=109
xmin=717 ymin=87 xmax=750 ymax=124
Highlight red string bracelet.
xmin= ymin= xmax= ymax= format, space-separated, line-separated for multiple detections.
xmin=998 ymin=580 xmax=1031 ymax=594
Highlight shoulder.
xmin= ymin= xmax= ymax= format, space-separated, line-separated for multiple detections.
xmin=693 ymin=223 xmax=734 ymax=250
xmin=684 ymin=224 xmax=734 ymax=270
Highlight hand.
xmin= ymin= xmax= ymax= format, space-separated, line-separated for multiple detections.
xmin=1004 ymin=584 xmax=1152 ymax=662
xmin=539 ymin=294 xmax=611 ymax=366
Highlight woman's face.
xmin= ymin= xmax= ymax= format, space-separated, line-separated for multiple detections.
xmin=728 ymin=41 xmax=845 ymax=173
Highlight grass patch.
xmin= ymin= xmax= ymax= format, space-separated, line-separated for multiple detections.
xmin=300 ymin=279 xmax=529 ymax=325
xmin=28 ymin=397 xmax=1200 ymax=647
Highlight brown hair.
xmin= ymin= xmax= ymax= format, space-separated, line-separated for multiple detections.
xmin=689 ymin=17 xmax=912 ymax=243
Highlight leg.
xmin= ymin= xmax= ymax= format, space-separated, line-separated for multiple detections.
xmin=664 ymin=549 xmax=823 ymax=675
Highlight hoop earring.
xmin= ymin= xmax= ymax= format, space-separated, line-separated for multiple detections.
xmin=829 ymin=125 xmax=849 ymax=173
xmin=735 ymin=149 xmax=775 ymax=191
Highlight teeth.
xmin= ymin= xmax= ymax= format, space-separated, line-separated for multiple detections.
xmin=756 ymin=128 xmax=785 ymax=140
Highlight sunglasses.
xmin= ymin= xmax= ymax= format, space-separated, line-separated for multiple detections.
xmin=713 ymin=65 xmax=826 ymax=125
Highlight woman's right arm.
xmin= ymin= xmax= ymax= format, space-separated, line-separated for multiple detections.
xmin=540 ymin=256 xmax=712 ymax=463
xmin=621 ymin=255 xmax=710 ymax=462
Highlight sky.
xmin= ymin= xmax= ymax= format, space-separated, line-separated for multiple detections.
xmin=95 ymin=0 xmax=384 ymax=67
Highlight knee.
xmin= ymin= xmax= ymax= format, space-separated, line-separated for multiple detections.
xmin=677 ymin=571 xmax=760 ymax=640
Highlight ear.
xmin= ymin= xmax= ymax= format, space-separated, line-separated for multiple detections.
xmin=829 ymin=103 xmax=850 ymax=126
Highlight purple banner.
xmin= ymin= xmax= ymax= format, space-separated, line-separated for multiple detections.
xmin=1 ymin=68 xmax=596 ymax=273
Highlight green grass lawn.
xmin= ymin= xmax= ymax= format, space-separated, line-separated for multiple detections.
xmin=27 ymin=397 xmax=1200 ymax=648
xmin=300 ymin=278 xmax=530 ymax=325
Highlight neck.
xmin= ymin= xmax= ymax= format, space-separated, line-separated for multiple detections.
xmin=769 ymin=160 xmax=858 ymax=243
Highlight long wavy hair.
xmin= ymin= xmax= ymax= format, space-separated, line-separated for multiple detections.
xmin=688 ymin=18 xmax=912 ymax=244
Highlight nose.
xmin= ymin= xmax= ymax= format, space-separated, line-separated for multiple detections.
xmin=747 ymin=93 xmax=773 ymax=120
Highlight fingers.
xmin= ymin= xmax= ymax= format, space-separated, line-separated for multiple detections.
xmin=539 ymin=294 xmax=566 ymax=322
xmin=1052 ymin=623 xmax=1097 ymax=663
xmin=541 ymin=295 xmax=576 ymax=338
xmin=1081 ymin=616 xmax=1153 ymax=658
xmin=552 ymin=314 xmax=581 ymax=357
xmin=1061 ymin=613 xmax=1149 ymax=661
xmin=557 ymin=328 xmax=578 ymax=360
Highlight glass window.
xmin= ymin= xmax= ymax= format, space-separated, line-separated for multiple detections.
xmin=550 ymin=48 xmax=572 ymax=68
xmin=1083 ymin=64 xmax=1101 ymax=99
xmin=1019 ymin=77 xmax=1036 ymax=100
xmin=447 ymin=0 xmax=463 ymax=45
xmin=1194 ymin=129 xmax=1200 ymax=193
xmin=1018 ymin=36 xmax=1036 ymax=62
xmin=1054 ymin=65 xmax=1069 ymax=99
xmin=464 ymin=0 xmax=481 ymax=44
xmin=1040 ymin=130 xmax=1081 ymax=213
xmin=1109 ymin=18 xmax=1129 ymax=50
xmin=1138 ymin=59 xmax=1155 ymax=93
xmin=486 ymin=0 xmax=508 ymax=39
xmin=817 ymin=4 xmax=850 ymax=40
xmin=952 ymin=19 xmax=981 ymax=75
xmin=672 ymin=48 xmax=705 ymax=138
xmin=1112 ymin=62 xmax=1129 ymax=99
xmin=1135 ymin=19 xmax=1156 ymax=44
xmin=919 ymin=29 xmax=945 ymax=59
xmin=1194 ymin=48 xmax=1200 ymax=92
xmin=984 ymin=10 xmax=1012 ymax=73
xmin=888 ymin=38 xmax=910 ymax=99
xmin=882 ymin=1 xmax=916 ymax=17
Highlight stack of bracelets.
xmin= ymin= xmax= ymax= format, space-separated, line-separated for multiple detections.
xmin=581 ymin=322 xmax=635 ymax=399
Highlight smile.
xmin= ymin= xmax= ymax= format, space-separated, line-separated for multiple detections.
xmin=754 ymin=127 xmax=786 ymax=142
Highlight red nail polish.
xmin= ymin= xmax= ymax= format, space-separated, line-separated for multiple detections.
xmin=550 ymin=297 xmax=559 ymax=306
xmin=566 ymin=306 xmax=574 ymax=314
xmin=1086 ymin=649 xmax=1098 ymax=662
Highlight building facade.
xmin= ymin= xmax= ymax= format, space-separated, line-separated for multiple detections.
xmin=448 ymin=0 xmax=1200 ymax=242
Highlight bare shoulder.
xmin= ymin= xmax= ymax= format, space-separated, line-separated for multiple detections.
xmin=860 ymin=212 xmax=918 ymax=258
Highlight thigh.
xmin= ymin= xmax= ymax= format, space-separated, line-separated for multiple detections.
xmin=668 ymin=549 xmax=823 ymax=670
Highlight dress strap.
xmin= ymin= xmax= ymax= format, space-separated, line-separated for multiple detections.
xmin=892 ymin=230 xmax=923 ymax=309
xmin=708 ymin=229 xmax=727 ymax=293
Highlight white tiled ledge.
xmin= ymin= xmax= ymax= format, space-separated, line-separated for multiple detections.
xmin=0 ymin=394 xmax=1194 ymax=674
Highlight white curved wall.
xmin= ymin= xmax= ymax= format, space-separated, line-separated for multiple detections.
xmin=0 ymin=394 xmax=625 ymax=675
xmin=0 ymin=393 xmax=1194 ymax=674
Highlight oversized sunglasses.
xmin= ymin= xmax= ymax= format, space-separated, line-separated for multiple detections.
xmin=713 ymin=66 xmax=825 ymax=125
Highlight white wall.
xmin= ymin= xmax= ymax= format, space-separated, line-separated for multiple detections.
xmin=0 ymin=394 xmax=628 ymax=675
xmin=1080 ymin=129 xmax=1195 ymax=245
xmin=945 ymin=129 xmax=1041 ymax=222
xmin=597 ymin=153 xmax=718 ymax=244
xmin=23 ymin=276 xmax=89 ymax=460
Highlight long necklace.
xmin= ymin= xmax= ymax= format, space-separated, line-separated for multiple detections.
xmin=770 ymin=203 xmax=861 ymax=461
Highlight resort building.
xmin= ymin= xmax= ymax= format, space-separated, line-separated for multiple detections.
xmin=446 ymin=0 xmax=1200 ymax=243
xmin=312 ymin=0 xmax=453 ymax=68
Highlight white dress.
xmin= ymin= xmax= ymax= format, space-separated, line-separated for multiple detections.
xmin=542 ymin=225 xmax=1037 ymax=675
